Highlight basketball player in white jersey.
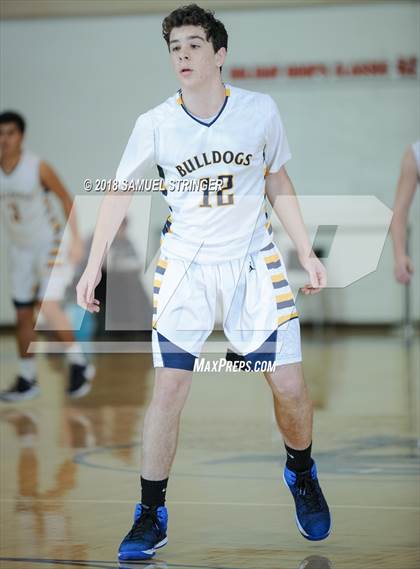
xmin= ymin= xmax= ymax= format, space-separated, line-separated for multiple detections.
xmin=0 ymin=111 xmax=95 ymax=401
xmin=76 ymin=5 xmax=331 ymax=560
xmin=391 ymin=140 xmax=419 ymax=284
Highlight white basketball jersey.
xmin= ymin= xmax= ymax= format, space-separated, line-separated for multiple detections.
xmin=0 ymin=151 xmax=60 ymax=247
xmin=115 ymin=85 xmax=291 ymax=264
xmin=412 ymin=140 xmax=420 ymax=178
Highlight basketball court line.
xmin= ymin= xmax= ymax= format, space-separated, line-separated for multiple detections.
xmin=0 ymin=497 xmax=417 ymax=511
xmin=0 ymin=558 xmax=248 ymax=569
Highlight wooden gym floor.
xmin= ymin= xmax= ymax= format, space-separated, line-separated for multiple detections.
xmin=0 ymin=326 xmax=419 ymax=569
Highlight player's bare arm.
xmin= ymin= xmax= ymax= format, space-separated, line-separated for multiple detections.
xmin=39 ymin=160 xmax=84 ymax=264
xmin=390 ymin=146 xmax=418 ymax=284
xmin=265 ymin=166 xmax=327 ymax=295
xmin=76 ymin=192 xmax=133 ymax=313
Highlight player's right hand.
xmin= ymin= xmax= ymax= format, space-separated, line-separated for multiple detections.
xmin=76 ymin=267 xmax=102 ymax=313
xmin=298 ymin=253 xmax=327 ymax=295
xmin=394 ymin=255 xmax=414 ymax=285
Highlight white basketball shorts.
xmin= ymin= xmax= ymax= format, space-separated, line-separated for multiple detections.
xmin=9 ymin=237 xmax=73 ymax=307
xmin=152 ymin=241 xmax=302 ymax=371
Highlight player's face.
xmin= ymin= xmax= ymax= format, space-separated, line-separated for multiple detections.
xmin=169 ymin=25 xmax=226 ymax=88
xmin=0 ymin=123 xmax=23 ymax=155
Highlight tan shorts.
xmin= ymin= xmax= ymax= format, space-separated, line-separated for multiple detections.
xmin=9 ymin=238 xmax=73 ymax=307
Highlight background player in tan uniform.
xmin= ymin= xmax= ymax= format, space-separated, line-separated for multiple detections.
xmin=0 ymin=111 xmax=94 ymax=401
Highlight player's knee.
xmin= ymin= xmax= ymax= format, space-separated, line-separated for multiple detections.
xmin=152 ymin=368 xmax=191 ymax=410
xmin=16 ymin=307 xmax=34 ymax=327
xmin=152 ymin=386 xmax=187 ymax=412
xmin=39 ymin=299 xmax=59 ymax=317
xmin=279 ymin=381 xmax=303 ymax=401
xmin=268 ymin=371 xmax=305 ymax=401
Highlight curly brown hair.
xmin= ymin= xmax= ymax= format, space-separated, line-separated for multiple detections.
xmin=162 ymin=4 xmax=228 ymax=53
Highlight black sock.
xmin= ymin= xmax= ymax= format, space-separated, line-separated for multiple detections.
xmin=141 ymin=477 xmax=168 ymax=508
xmin=285 ymin=442 xmax=312 ymax=472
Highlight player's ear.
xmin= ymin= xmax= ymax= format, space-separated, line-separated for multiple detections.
xmin=215 ymin=47 xmax=227 ymax=69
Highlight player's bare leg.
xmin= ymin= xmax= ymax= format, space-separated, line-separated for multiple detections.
xmin=265 ymin=363 xmax=331 ymax=541
xmin=264 ymin=362 xmax=312 ymax=449
xmin=15 ymin=306 xmax=37 ymax=360
xmin=142 ymin=367 xmax=193 ymax=479
xmin=0 ymin=306 xmax=40 ymax=402
xmin=118 ymin=367 xmax=192 ymax=561
xmin=39 ymin=300 xmax=79 ymax=347
xmin=39 ymin=299 xmax=95 ymax=398
xmin=0 ymin=300 xmax=94 ymax=402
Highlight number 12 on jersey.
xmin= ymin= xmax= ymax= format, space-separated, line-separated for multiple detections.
xmin=200 ymin=174 xmax=234 ymax=208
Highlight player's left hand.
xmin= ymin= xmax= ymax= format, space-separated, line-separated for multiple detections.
xmin=298 ymin=253 xmax=327 ymax=295
xmin=69 ymin=236 xmax=84 ymax=265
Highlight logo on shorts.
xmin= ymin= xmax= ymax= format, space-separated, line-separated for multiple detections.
xmin=249 ymin=262 xmax=255 ymax=272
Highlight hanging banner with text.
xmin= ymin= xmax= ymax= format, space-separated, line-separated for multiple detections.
xmin=229 ymin=56 xmax=417 ymax=81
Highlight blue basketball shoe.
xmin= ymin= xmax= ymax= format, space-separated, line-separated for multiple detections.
xmin=283 ymin=460 xmax=331 ymax=541
xmin=118 ymin=503 xmax=168 ymax=561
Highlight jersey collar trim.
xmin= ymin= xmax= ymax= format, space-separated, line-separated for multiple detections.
xmin=177 ymin=85 xmax=230 ymax=127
